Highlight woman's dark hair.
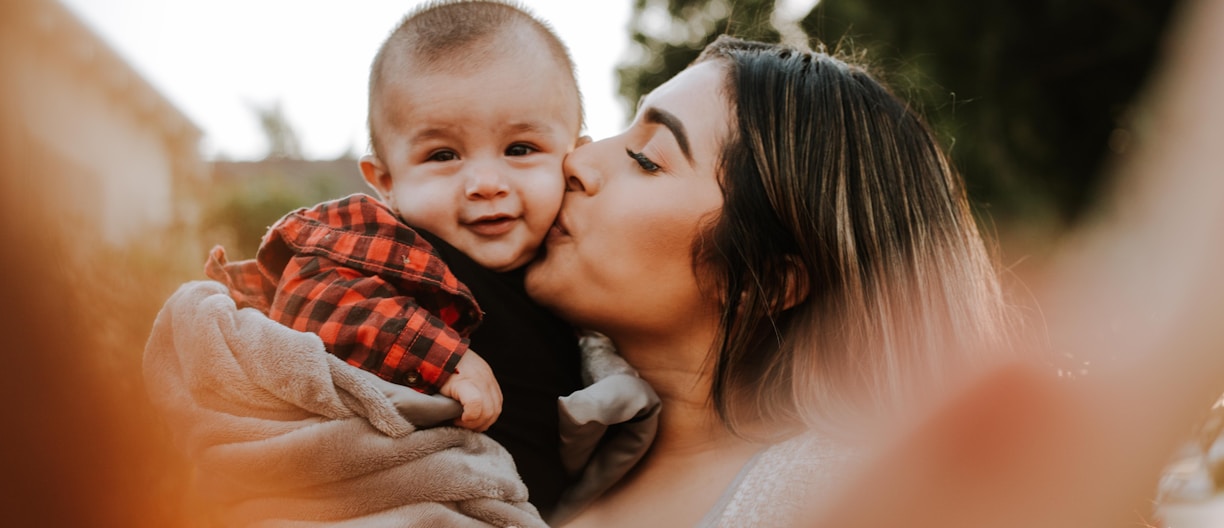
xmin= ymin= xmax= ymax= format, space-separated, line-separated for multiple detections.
xmin=695 ymin=36 xmax=1010 ymax=432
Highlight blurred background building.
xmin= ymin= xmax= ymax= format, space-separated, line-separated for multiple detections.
xmin=1 ymin=0 xmax=205 ymax=246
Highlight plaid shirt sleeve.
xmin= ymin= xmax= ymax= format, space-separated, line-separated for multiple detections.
xmin=204 ymin=245 xmax=275 ymax=313
xmin=206 ymin=195 xmax=482 ymax=394
xmin=269 ymin=252 xmax=468 ymax=393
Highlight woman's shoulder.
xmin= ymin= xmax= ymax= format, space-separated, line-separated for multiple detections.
xmin=705 ymin=430 xmax=864 ymax=527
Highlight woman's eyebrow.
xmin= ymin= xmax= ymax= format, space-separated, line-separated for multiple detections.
xmin=643 ymin=106 xmax=693 ymax=164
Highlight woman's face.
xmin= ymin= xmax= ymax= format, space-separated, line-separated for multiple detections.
xmin=524 ymin=60 xmax=732 ymax=340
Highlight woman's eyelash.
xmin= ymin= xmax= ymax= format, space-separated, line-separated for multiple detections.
xmin=626 ymin=149 xmax=661 ymax=172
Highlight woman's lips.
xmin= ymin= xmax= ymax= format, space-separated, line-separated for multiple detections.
xmin=546 ymin=217 xmax=571 ymax=242
xmin=465 ymin=215 xmax=516 ymax=237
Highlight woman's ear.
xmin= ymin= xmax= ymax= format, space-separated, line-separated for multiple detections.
xmin=737 ymin=255 xmax=811 ymax=315
xmin=359 ymin=154 xmax=394 ymax=204
xmin=778 ymin=255 xmax=810 ymax=313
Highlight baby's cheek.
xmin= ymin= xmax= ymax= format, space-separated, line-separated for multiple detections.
xmin=523 ymin=169 xmax=566 ymax=217
xmin=392 ymin=179 xmax=459 ymax=222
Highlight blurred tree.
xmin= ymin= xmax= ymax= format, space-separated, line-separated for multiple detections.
xmin=616 ymin=0 xmax=1178 ymax=232
xmin=200 ymin=102 xmax=362 ymax=259
xmin=202 ymin=175 xmax=309 ymax=259
xmin=617 ymin=0 xmax=780 ymax=118
xmin=201 ymin=157 xmax=366 ymax=260
xmin=802 ymin=0 xmax=1178 ymax=229
xmin=250 ymin=100 xmax=303 ymax=160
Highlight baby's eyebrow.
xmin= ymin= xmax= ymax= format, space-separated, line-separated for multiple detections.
xmin=643 ymin=107 xmax=693 ymax=164
xmin=408 ymin=127 xmax=454 ymax=143
xmin=504 ymin=121 xmax=554 ymax=135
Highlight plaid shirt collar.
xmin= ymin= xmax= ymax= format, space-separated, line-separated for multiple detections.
xmin=208 ymin=193 xmax=482 ymax=334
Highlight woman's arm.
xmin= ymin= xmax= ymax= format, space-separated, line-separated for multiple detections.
xmin=811 ymin=0 xmax=1224 ymax=524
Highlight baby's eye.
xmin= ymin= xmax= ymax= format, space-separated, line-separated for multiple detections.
xmin=506 ymin=144 xmax=537 ymax=157
xmin=427 ymin=150 xmax=458 ymax=162
xmin=626 ymin=149 xmax=661 ymax=173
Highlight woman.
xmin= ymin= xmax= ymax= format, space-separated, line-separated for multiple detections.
xmin=525 ymin=35 xmax=1011 ymax=526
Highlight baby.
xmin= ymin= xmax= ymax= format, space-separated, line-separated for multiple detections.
xmin=205 ymin=0 xmax=585 ymax=516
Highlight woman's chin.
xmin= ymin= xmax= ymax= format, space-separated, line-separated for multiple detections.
xmin=523 ymin=252 xmax=561 ymax=305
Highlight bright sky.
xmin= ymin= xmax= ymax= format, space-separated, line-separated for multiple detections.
xmin=57 ymin=0 xmax=634 ymax=160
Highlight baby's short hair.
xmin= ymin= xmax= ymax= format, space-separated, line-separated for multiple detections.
xmin=367 ymin=0 xmax=581 ymax=156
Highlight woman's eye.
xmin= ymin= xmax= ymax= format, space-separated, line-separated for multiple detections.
xmin=626 ymin=149 xmax=661 ymax=173
xmin=506 ymin=144 xmax=536 ymax=157
xmin=427 ymin=150 xmax=457 ymax=162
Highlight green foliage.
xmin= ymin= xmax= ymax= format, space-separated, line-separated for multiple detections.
xmin=616 ymin=0 xmax=1178 ymax=230
xmin=803 ymin=0 xmax=1176 ymax=227
xmin=618 ymin=0 xmax=780 ymax=117
xmin=249 ymin=100 xmax=304 ymax=160
xmin=201 ymin=159 xmax=367 ymax=260
xmin=199 ymin=101 xmax=363 ymax=260
xmin=202 ymin=178 xmax=308 ymax=259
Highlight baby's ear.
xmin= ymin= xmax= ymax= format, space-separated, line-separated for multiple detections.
xmin=359 ymin=154 xmax=393 ymax=201
xmin=576 ymin=135 xmax=593 ymax=148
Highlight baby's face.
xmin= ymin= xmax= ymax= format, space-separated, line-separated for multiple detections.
xmin=366 ymin=52 xmax=581 ymax=272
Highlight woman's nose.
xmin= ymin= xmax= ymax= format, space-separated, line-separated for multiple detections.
xmin=464 ymin=164 xmax=509 ymax=199
xmin=562 ymin=140 xmax=603 ymax=196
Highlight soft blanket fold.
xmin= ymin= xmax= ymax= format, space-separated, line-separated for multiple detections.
xmin=144 ymin=281 xmax=547 ymax=527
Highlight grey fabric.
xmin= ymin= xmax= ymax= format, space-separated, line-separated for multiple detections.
xmin=551 ymin=333 xmax=661 ymax=524
xmin=144 ymin=281 xmax=548 ymax=527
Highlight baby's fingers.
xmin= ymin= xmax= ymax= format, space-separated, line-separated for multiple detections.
xmin=460 ymin=398 xmax=486 ymax=428
xmin=451 ymin=383 xmax=493 ymax=432
xmin=487 ymin=381 xmax=503 ymax=421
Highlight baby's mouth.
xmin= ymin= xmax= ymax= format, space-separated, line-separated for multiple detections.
xmin=465 ymin=214 xmax=517 ymax=237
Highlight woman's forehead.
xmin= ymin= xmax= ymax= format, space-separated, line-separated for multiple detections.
xmin=637 ymin=61 xmax=731 ymax=161
xmin=641 ymin=61 xmax=725 ymax=111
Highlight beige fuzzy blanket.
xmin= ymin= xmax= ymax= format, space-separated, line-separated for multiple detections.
xmin=144 ymin=281 xmax=659 ymax=527
xmin=144 ymin=280 xmax=544 ymax=526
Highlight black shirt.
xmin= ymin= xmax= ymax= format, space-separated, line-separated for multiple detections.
xmin=416 ymin=229 xmax=583 ymax=517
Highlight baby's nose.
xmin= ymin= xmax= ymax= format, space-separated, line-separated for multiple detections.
xmin=464 ymin=164 xmax=509 ymax=199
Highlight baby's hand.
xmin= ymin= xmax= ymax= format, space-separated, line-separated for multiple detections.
xmin=438 ymin=350 xmax=502 ymax=432
xmin=365 ymin=372 xmax=463 ymax=428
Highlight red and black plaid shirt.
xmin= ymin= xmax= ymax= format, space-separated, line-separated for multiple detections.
xmin=205 ymin=194 xmax=483 ymax=393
